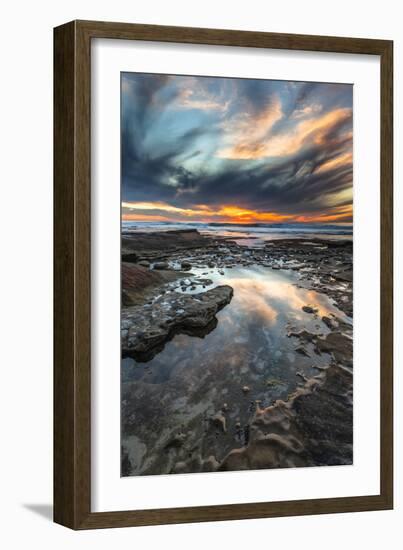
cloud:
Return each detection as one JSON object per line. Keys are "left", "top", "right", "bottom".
{"left": 291, "top": 104, "right": 322, "bottom": 119}
{"left": 315, "top": 151, "right": 353, "bottom": 174}
{"left": 121, "top": 73, "right": 353, "bottom": 222}
{"left": 176, "top": 87, "right": 229, "bottom": 112}
{"left": 217, "top": 96, "right": 283, "bottom": 160}
{"left": 217, "top": 107, "right": 352, "bottom": 160}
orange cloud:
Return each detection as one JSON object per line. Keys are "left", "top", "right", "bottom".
{"left": 295, "top": 203, "right": 353, "bottom": 223}
{"left": 315, "top": 151, "right": 353, "bottom": 174}
{"left": 121, "top": 201, "right": 211, "bottom": 217}
{"left": 217, "top": 97, "right": 283, "bottom": 159}
{"left": 217, "top": 107, "right": 352, "bottom": 160}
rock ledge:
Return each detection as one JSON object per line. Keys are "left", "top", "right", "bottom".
{"left": 122, "top": 285, "right": 233, "bottom": 361}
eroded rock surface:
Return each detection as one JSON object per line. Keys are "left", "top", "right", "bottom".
{"left": 122, "top": 229, "right": 215, "bottom": 262}
{"left": 218, "top": 363, "right": 353, "bottom": 471}
{"left": 122, "top": 285, "right": 233, "bottom": 361}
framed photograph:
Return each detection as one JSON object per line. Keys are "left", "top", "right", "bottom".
{"left": 54, "top": 20, "right": 393, "bottom": 529}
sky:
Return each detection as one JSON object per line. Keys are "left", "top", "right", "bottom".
{"left": 121, "top": 72, "right": 353, "bottom": 225}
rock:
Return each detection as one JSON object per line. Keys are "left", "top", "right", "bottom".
{"left": 295, "top": 346, "right": 310, "bottom": 357}
{"left": 202, "top": 455, "right": 220, "bottom": 472}
{"left": 266, "top": 378, "right": 282, "bottom": 388}
{"left": 181, "top": 261, "right": 192, "bottom": 269}
{"left": 296, "top": 371, "right": 308, "bottom": 382}
{"left": 153, "top": 261, "right": 169, "bottom": 270}
{"left": 138, "top": 260, "right": 150, "bottom": 267}
{"left": 172, "top": 461, "right": 188, "bottom": 474}
{"left": 287, "top": 329, "right": 317, "bottom": 343}
{"left": 122, "top": 229, "right": 213, "bottom": 260}
{"left": 194, "top": 278, "right": 213, "bottom": 286}
{"left": 302, "top": 305, "right": 318, "bottom": 314}
{"left": 219, "top": 364, "right": 353, "bottom": 472}
{"left": 211, "top": 413, "right": 227, "bottom": 433}
{"left": 122, "top": 285, "right": 234, "bottom": 360}
{"left": 164, "top": 432, "right": 186, "bottom": 449}
{"left": 315, "top": 331, "right": 353, "bottom": 367}
{"left": 242, "top": 385, "right": 250, "bottom": 394}
{"left": 322, "top": 315, "right": 337, "bottom": 329}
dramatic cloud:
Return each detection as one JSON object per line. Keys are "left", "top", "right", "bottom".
{"left": 121, "top": 72, "right": 353, "bottom": 223}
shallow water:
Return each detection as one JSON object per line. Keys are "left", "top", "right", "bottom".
{"left": 121, "top": 265, "right": 351, "bottom": 475}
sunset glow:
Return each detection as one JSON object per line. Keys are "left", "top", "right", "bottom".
{"left": 122, "top": 201, "right": 352, "bottom": 224}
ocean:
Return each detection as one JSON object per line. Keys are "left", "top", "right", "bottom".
{"left": 121, "top": 221, "right": 352, "bottom": 246}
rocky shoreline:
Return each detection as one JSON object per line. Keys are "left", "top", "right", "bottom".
{"left": 121, "top": 229, "right": 353, "bottom": 475}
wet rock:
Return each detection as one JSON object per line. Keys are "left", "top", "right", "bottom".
{"left": 194, "top": 278, "right": 213, "bottom": 286}
{"left": 181, "top": 260, "right": 192, "bottom": 270}
{"left": 211, "top": 413, "right": 227, "bottom": 433}
{"left": 202, "top": 455, "right": 220, "bottom": 472}
{"left": 122, "top": 229, "right": 214, "bottom": 261}
{"left": 295, "top": 346, "right": 310, "bottom": 357}
{"left": 121, "top": 263, "right": 183, "bottom": 306}
{"left": 122, "top": 285, "right": 234, "bottom": 360}
{"left": 266, "top": 378, "right": 283, "bottom": 388}
{"left": 172, "top": 461, "right": 188, "bottom": 474}
{"left": 287, "top": 329, "right": 317, "bottom": 343}
{"left": 164, "top": 432, "right": 186, "bottom": 449}
{"left": 153, "top": 261, "right": 169, "bottom": 270}
{"left": 296, "top": 371, "right": 308, "bottom": 382}
{"left": 315, "top": 331, "right": 353, "bottom": 367}
{"left": 219, "top": 364, "right": 353, "bottom": 471}
{"left": 242, "top": 385, "right": 251, "bottom": 394}
{"left": 302, "top": 305, "right": 318, "bottom": 314}
{"left": 322, "top": 315, "right": 337, "bottom": 329}
{"left": 138, "top": 260, "right": 150, "bottom": 267}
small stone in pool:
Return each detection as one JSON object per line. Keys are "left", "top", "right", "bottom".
{"left": 302, "top": 305, "right": 318, "bottom": 314}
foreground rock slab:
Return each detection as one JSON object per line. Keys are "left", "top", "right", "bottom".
{"left": 122, "top": 285, "right": 234, "bottom": 361}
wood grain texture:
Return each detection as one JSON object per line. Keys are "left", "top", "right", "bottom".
{"left": 54, "top": 21, "right": 76, "bottom": 528}
{"left": 54, "top": 20, "right": 91, "bottom": 528}
{"left": 380, "top": 41, "right": 393, "bottom": 506}
{"left": 54, "top": 20, "right": 393, "bottom": 530}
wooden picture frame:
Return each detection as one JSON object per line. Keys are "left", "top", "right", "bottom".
{"left": 54, "top": 20, "right": 393, "bottom": 529}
